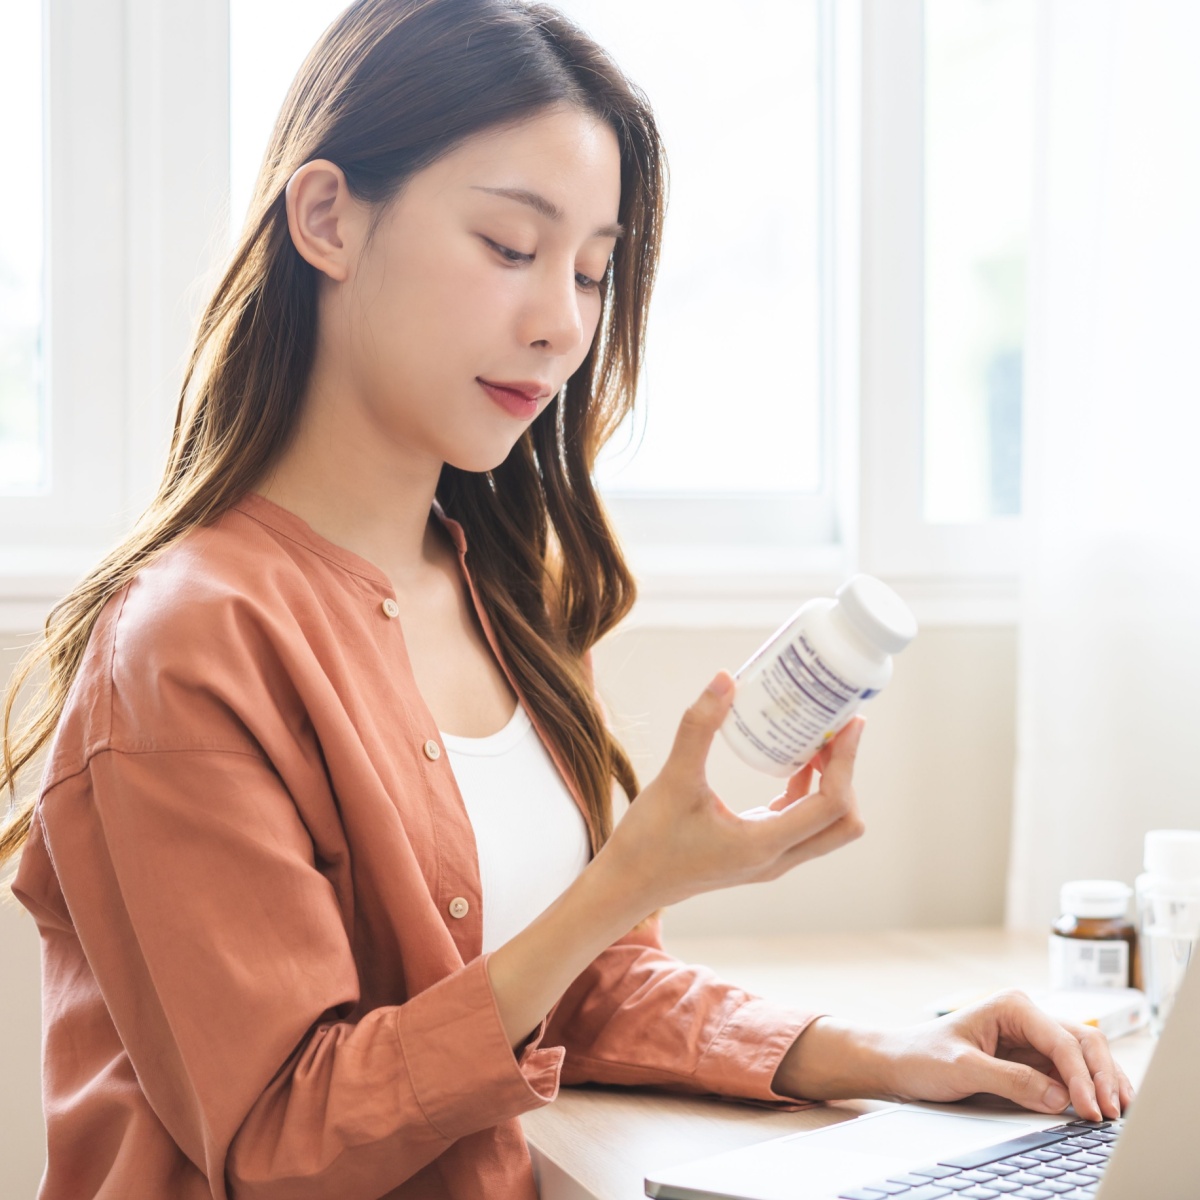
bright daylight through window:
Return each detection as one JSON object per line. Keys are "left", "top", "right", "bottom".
{"left": 923, "top": 0, "right": 1034, "bottom": 524}
{"left": 0, "top": 0, "right": 47, "bottom": 496}
{"left": 229, "top": 0, "right": 825, "bottom": 505}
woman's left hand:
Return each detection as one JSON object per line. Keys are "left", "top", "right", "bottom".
{"left": 773, "top": 988, "right": 1135, "bottom": 1121}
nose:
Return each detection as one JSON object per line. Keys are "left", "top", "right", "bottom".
{"left": 520, "top": 259, "right": 587, "bottom": 354}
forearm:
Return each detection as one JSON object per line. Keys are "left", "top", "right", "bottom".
{"left": 486, "top": 840, "right": 656, "bottom": 1050}
{"left": 771, "top": 1016, "right": 898, "bottom": 1103}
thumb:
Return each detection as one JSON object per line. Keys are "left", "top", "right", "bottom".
{"left": 960, "top": 1048, "right": 1070, "bottom": 1114}
{"left": 667, "top": 670, "right": 737, "bottom": 777}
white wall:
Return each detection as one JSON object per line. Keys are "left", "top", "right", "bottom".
{"left": 0, "top": 620, "right": 1016, "bottom": 1192}
{"left": 593, "top": 624, "right": 1017, "bottom": 937}
{"left": 1, "top": 631, "right": 49, "bottom": 1198}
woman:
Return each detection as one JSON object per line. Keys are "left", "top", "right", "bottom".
{"left": 0, "top": 1, "right": 1131, "bottom": 1197}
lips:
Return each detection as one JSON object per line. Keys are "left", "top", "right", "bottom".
{"left": 477, "top": 379, "right": 544, "bottom": 419}
{"left": 477, "top": 378, "right": 553, "bottom": 402}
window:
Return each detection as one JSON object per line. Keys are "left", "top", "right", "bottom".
{"left": 0, "top": 0, "right": 129, "bottom": 580}
{"left": 1, "top": 0, "right": 47, "bottom": 495}
{"left": 229, "top": 2, "right": 353, "bottom": 243}
{"left": 859, "top": 0, "right": 1024, "bottom": 588}
{"left": 559, "top": 2, "right": 823, "bottom": 498}
{"left": 227, "top": 0, "right": 847, "bottom": 568}
{"left": 2, "top": 0, "right": 1021, "bottom": 631}
{"left": 923, "top": 0, "right": 1034, "bottom": 523}
{"left": 0, "top": 0, "right": 225, "bottom": 635}
{"left": 556, "top": 0, "right": 843, "bottom": 560}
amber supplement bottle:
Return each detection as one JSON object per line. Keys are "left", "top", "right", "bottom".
{"left": 1049, "top": 879, "right": 1139, "bottom": 990}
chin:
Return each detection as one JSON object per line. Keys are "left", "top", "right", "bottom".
{"left": 443, "top": 436, "right": 528, "bottom": 476}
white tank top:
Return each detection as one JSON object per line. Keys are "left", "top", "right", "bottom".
{"left": 439, "top": 699, "right": 592, "bottom": 954}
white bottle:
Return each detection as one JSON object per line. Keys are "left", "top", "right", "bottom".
{"left": 719, "top": 574, "right": 918, "bottom": 777}
{"left": 1136, "top": 829, "right": 1200, "bottom": 1036}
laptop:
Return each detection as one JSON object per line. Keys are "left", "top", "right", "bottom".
{"left": 645, "top": 952, "right": 1198, "bottom": 1200}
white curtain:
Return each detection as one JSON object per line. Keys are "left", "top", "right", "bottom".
{"left": 1006, "top": 0, "right": 1200, "bottom": 928}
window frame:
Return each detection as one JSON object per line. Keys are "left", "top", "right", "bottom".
{"left": 0, "top": 0, "right": 230, "bottom": 631}
{"left": 858, "top": 0, "right": 1023, "bottom": 586}
{"left": 1, "top": 0, "right": 129, "bottom": 612}
{"left": 604, "top": 0, "right": 850, "bottom": 568}
{"left": 611, "top": 0, "right": 863, "bottom": 627}
{"left": 0, "top": 0, "right": 1018, "bottom": 633}
{"left": 610, "top": 0, "right": 1021, "bottom": 629}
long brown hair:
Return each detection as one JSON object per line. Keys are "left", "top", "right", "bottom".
{"left": 1, "top": 0, "right": 666, "bottom": 870}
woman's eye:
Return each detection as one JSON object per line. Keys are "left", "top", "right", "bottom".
{"left": 495, "top": 243, "right": 530, "bottom": 264}
{"left": 482, "top": 237, "right": 602, "bottom": 293}
{"left": 483, "top": 236, "right": 532, "bottom": 264}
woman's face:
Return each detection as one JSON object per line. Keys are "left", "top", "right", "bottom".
{"left": 301, "top": 102, "right": 624, "bottom": 475}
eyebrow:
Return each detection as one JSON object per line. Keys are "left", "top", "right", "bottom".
{"left": 469, "top": 185, "right": 625, "bottom": 240}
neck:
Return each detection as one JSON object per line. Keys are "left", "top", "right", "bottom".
{"left": 251, "top": 372, "right": 449, "bottom": 592}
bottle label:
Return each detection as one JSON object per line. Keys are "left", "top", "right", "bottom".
{"left": 1048, "top": 933, "right": 1129, "bottom": 989}
{"left": 728, "top": 631, "right": 867, "bottom": 770}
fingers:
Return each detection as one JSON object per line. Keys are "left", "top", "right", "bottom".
{"left": 753, "top": 718, "right": 866, "bottom": 857}
{"left": 1016, "top": 1007, "right": 1103, "bottom": 1121}
{"left": 664, "top": 679, "right": 867, "bottom": 885}
{"left": 749, "top": 788, "right": 857, "bottom": 859}
{"left": 768, "top": 763, "right": 817, "bottom": 811}
{"left": 989, "top": 992, "right": 1104, "bottom": 1120}
{"left": 1118, "top": 1069, "right": 1136, "bottom": 1111}
{"left": 766, "top": 716, "right": 865, "bottom": 814}
{"left": 666, "top": 670, "right": 737, "bottom": 781}
{"left": 946, "top": 992, "right": 1137, "bottom": 1122}
{"left": 955, "top": 1045, "right": 1072, "bottom": 1114}
{"left": 1062, "top": 1021, "right": 1132, "bottom": 1118}
{"left": 761, "top": 716, "right": 863, "bottom": 824}
{"left": 756, "top": 805, "right": 866, "bottom": 878}
{"left": 815, "top": 716, "right": 866, "bottom": 795}
{"left": 1116, "top": 1057, "right": 1136, "bottom": 1109}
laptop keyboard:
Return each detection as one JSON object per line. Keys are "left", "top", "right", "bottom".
{"left": 836, "top": 1118, "right": 1123, "bottom": 1200}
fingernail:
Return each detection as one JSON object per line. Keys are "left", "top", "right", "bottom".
{"left": 706, "top": 672, "right": 734, "bottom": 697}
{"left": 1110, "top": 1085, "right": 1120, "bottom": 1113}
{"left": 1043, "top": 1083, "right": 1069, "bottom": 1109}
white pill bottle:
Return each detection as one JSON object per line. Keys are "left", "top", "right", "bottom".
{"left": 719, "top": 575, "right": 918, "bottom": 777}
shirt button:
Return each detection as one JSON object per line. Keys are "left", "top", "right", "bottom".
{"left": 381, "top": 597, "right": 400, "bottom": 618}
{"left": 423, "top": 738, "right": 442, "bottom": 761}
{"left": 448, "top": 896, "right": 469, "bottom": 919}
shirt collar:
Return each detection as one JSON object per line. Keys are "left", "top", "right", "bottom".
{"left": 431, "top": 496, "right": 468, "bottom": 556}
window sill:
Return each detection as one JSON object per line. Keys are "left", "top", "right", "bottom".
{"left": 0, "top": 545, "right": 1019, "bottom": 635}
{"left": 0, "top": 544, "right": 108, "bottom": 633}
{"left": 614, "top": 547, "right": 1018, "bottom": 630}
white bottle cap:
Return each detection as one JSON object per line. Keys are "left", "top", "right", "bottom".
{"left": 1144, "top": 829, "right": 1200, "bottom": 880}
{"left": 1060, "top": 879, "right": 1132, "bottom": 920}
{"left": 834, "top": 575, "right": 918, "bottom": 655}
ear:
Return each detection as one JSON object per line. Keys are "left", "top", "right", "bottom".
{"left": 283, "top": 158, "right": 364, "bottom": 283}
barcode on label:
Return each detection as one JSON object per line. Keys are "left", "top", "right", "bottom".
{"left": 1049, "top": 934, "right": 1129, "bottom": 990}
{"left": 1075, "top": 943, "right": 1124, "bottom": 973}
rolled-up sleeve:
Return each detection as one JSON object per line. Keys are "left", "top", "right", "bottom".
{"left": 543, "top": 916, "right": 821, "bottom": 1111}
{"left": 38, "top": 745, "right": 562, "bottom": 1200}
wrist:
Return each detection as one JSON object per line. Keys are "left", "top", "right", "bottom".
{"left": 772, "top": 1017, "right": 900, "bottom": 1103}
{"left": 485, "top": 842, "right": 658, "bottom": 1049}
{"left": 588, "top": 825, "right": 666, "bottom": 918}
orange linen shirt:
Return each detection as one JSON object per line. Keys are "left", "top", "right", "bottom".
{"left": 11, "top": 490, "right": 820, "bottom": 1200}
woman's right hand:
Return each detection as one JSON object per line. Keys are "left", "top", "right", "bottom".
{"left": 596, "top": 669, "right": 868, "bottom": 912}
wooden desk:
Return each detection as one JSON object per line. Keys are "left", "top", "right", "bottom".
{"left": 520, "top": 928, "right": 1156, "bottom": 1200}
